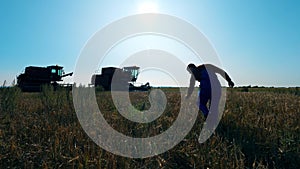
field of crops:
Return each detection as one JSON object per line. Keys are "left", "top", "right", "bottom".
{"left": 0, "top": 87, "right": 299, "bottom": 168}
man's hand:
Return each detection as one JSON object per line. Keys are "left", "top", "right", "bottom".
{"left": 228, "top": 80, "right": 234, "bottom": 88}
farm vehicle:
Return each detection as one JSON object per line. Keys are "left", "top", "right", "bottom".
{"left": 91, "top": 66, "right": 151, "bottom": 91}
{"left": 17, "top": 65, "right": 73, "bottom": 92}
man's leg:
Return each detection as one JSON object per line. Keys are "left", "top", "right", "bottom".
{"left": 198, "top": 89, "right": 211, "bottom": 118}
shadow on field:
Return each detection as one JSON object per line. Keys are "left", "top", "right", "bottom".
{"left": 216, "top": 119, "right": 300, "bottom": 168}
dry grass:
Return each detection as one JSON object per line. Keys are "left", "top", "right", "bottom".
{"left": 0, "top": 87, "right": 299, "bottom": 168}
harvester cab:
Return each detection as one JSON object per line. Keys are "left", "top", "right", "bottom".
{"left": 122, "top": 66, "right": 140, "bottom": 82}
{"left": 47, "top": 65, "right": 64, "bottom": 81}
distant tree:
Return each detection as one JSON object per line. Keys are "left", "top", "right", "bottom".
{"left": 2, "top": 80, "right": 6, "bottom": 87}
{"left": 11, "top": 79, "right": 16, "bottom": 86}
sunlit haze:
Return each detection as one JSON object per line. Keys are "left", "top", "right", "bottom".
{"left": 138, "top": 1, "right": 159, "bottom": 13}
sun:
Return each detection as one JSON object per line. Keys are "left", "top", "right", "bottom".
{"left": 138, "top": 1, "right": 159, "bottom": 13}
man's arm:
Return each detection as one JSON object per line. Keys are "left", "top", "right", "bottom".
{"left": 204, "top": 64, "right": 234, "bottom": 87}
{"left": 186, "top": 75, "right": 196, "bottom": 99}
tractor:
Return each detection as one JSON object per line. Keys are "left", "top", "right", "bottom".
{"left": 17, "top": 65, "right": 73, "bottom": 92}
{"left": 91, "top": 66, "right": 151, "bottom": 91}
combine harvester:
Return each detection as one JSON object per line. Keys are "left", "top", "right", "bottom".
{"left": 17, "top": 65, "right": 73, "bottom": 92}
{"left": 91, "top": 66, "right": 151, "bottom": 91}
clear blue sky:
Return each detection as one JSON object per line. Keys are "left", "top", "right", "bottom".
{"left": 1, "top": 0, "right": 299, "bottom": 87}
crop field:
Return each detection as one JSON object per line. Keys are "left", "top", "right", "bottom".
{"left": 0, "top": 86, "right": 299, "bottom": 168}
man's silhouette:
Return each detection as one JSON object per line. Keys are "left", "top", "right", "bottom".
{"left": 186, "top": 63, "right": 234, "bottom": 118}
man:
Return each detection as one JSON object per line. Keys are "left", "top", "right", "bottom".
{"left": 186, "top": 63, "right": 234, "bottom": 118}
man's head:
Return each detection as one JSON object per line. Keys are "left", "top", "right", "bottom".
{"left": 187, "top": 63, "right": 196, "bottom": 74}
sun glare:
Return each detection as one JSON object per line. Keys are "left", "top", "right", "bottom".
{"left": 138, "top": 1, "right": 159, "bottom": 13}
